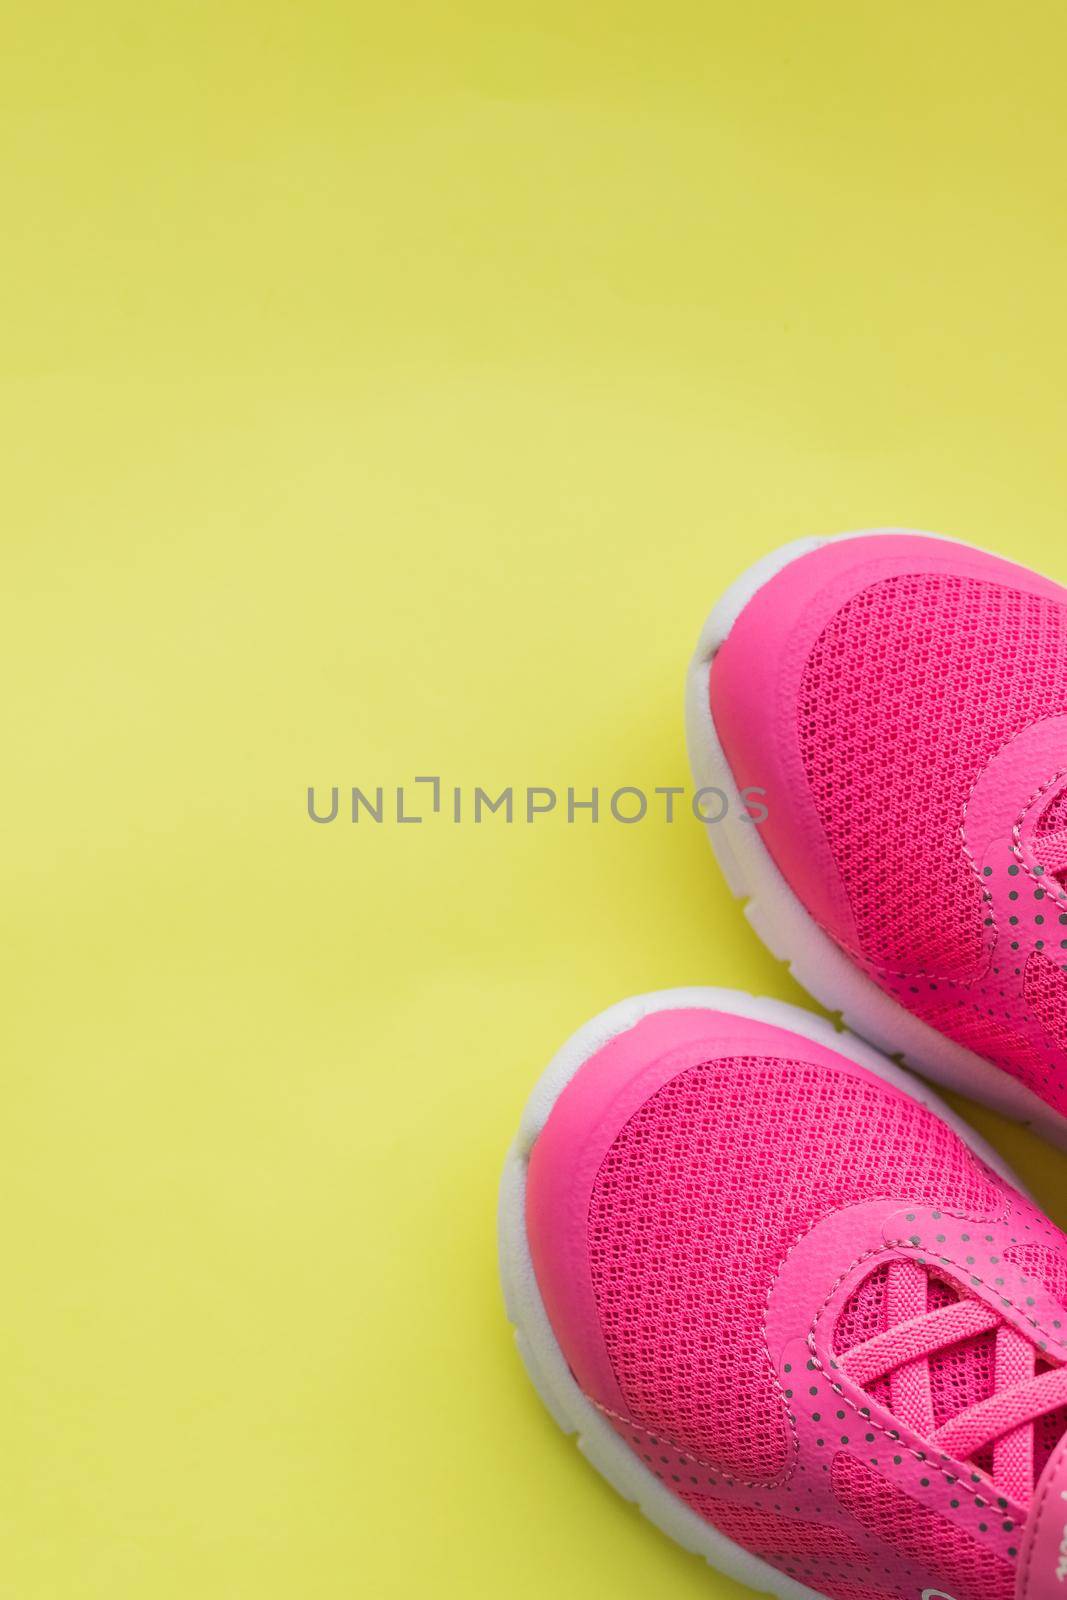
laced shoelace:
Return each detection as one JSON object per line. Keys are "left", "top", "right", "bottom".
{"left": 836, "top": 1260, "right": 1067, "bottom": 1507}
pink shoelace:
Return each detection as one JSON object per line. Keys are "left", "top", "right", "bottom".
{"left": 837, "top": 1260, "right": 1067, "bottom": 1506}
{"left": 1031, "top": 827, "right": 1067, "bottom": 876}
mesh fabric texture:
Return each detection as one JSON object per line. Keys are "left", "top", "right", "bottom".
{"left": 680, "top": 1494, "right": 903, "bottom": 1600}
{"left": 833, "top": 1267, "right": 1004, "bottom": 1460}
{"left": 909, "top": 997, "right": 1052, "bottom": 1099}
{"left": 831, "top": 1455, "right": 1014, "bottom": 1600}
{"left": 798, "top": 572, "right": 1067, "bottom": 979}
{"left": 586, "top": 1054, "right": 998, "bottom": 1481}
{"left": 1025, "top": 950, "right": 1067, "bottom": 1052}
{"left": 1038, "top": 787, "right": 1067, "bottom": 891}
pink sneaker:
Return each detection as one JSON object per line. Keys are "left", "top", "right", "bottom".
{"left": 500, "top": 990, "right": 1067, "bottom": 1600}
{"left": 687, "top": 530, "right": 1067, "bottom": 1146}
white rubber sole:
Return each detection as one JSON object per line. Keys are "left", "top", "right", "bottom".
{"left": 497, "top": 986, "right": 1023, "bottom": 1600}
{"left": 685, "top": 527, "right": 1067, "bottom": 1150}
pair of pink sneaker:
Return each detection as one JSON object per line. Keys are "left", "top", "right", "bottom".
{"left": 500, "top": 533, "right": 1067, "bottom": 1600}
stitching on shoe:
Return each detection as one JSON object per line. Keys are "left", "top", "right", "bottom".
{"left": 1012, "top": 766, "right": 1067, "bottom": 912}
{"left": 587, "top": 1397, "right": 795, "bottom": 1491}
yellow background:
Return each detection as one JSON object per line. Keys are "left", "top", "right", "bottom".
{"left": 4, "top": 4, "right": 1067, "bottom": 1596}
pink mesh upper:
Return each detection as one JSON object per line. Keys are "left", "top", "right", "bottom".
{"left": 1003, "top": 1243, "right": 1067, "bottom": 1302}
{"left": 908, "top": 1000, "right": 1051, "bottom": 1093}
{"left": 679, "top": 1494, "right": 902, "bottom": 1600}
{"left": 680, "top": 1496, "right": 866, "bottom": 1563}
{"left": 586, "top": 1053, "right": 998, "bottom": 1481}
{"left": 798, "top": 572, "right": 1067, "bottom": 981}
{"left": 1025, "top": 950, "right": 1067, "bottom": 1052}
{"left": 928, "top": 1326, "right": 997, "bottom": 1431}
{"left": 1040, "top": 790, "right": 1067, "bottom": 833}
{"left": 1037, "top": 788, "right": 1067, "bottom": 894}
{"left": 831, "top": 1456, "right": 1015, "bottom": 1600}
{"left": 739, "top": 556, "right": 1067, "bottom": 1115}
